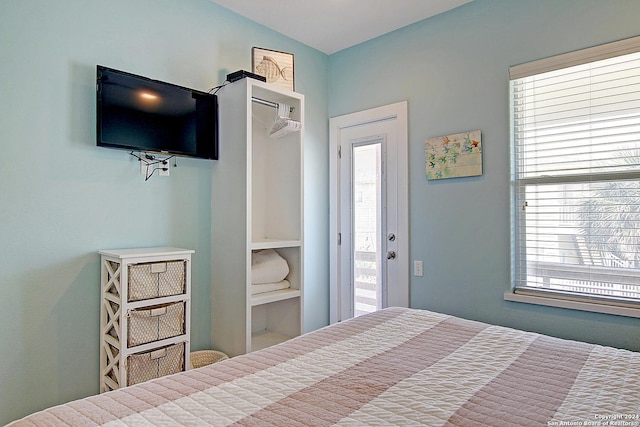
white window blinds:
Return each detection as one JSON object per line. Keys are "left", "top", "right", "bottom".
{"left": 510, "top": 36, "right": 640, "bottom": 304}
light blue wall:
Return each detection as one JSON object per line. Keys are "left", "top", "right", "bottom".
{"left": 329, "top": 0, "right": 640, "bottom": 351}
{"left": 0, "top": 0, "right": 328, "bottom": 423}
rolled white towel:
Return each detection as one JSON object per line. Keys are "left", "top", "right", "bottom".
{"left": 251, "top": 280, "right": 291, "bottom": 295}
{"left": 251, "top": 249, "right": 289, "bottom": 284}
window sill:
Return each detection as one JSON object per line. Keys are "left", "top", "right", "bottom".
{"left": 503, "top": 291, "right": 640, "bottom": 319}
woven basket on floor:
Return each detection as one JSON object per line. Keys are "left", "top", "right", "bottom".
{"left": 189, "top": 350, "right": 229, "bottom": 369}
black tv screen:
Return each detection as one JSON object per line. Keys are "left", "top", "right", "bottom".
{"left": 96, "top": 65, "right": 218, "bottom": 160}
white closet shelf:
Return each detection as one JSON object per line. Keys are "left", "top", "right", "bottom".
{"left": 251, "top": 239, "right": 302, "bottom": 250}
{"left": 251, "top": 288, "right": 301, "bottom": 306}
{"left": 251, "top": 330, "right": 292, "bottom": 352}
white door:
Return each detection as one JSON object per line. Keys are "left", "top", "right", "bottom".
{"left": 329, "top": 102, "right": 409, "bottom": 323}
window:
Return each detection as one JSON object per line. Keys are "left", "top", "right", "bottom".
{"left": 510, "top": 36, "right": 640, "bottom": 307}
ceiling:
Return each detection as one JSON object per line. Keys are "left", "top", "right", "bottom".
{"left": 210, "top": 0, "right": 474, "bottom": 55}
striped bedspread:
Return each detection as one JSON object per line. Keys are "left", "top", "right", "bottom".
{"left": 10, "top": 307, "right": 640, "bottom": 426}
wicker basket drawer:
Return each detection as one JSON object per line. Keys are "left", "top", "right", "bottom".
{"left": 127, "top": 302, "right": 185, "bottom": 347}
{"left": 128, "top": 261, "right": 186, "bottom": 302}
{"left": 126, "top": 342, "right": 185, "bottom": 386}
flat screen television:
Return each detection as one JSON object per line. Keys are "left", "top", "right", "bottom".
{"left": 96, "top": 65, "right": 218, "bottom": 160}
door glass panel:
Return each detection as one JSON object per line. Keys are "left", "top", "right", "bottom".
{"left": 352, "top": 143, "right": 382, "bottom": 317}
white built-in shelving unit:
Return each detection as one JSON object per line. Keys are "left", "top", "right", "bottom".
{"left": 211, "top": 78, "right": 304, "bottom": 357}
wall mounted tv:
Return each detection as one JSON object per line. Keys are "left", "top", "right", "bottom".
{"left": 96, "top": 65, "right": 218, "bottom": 160}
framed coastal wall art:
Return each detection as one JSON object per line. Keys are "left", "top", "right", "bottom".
{"left": 425, "top": 130, "right": 482, "bottom": 180}
{"left": 252, "top": 47, "right": 295, "bottom": 91}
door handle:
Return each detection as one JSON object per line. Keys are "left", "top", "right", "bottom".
{"left": 387, "top": 251, "right": 396, "bottom": 260}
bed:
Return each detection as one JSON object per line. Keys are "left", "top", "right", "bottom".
{"left": 9, "top": 307, "right": 640, "bottom": 426}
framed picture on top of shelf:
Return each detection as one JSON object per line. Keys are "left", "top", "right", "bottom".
{"left": 252, "top": 47, "right": 294, "bottom": 91}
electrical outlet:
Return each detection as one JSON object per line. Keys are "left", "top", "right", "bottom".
{"left": 159, "top": 162, "right": 170, "bottom": 176}
{"left": 413, "top": 260, "right": 424, "bottom": 277}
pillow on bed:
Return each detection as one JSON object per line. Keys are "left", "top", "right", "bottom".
{"left": 251, "top": 249, "right": 289, "bottom": 284}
